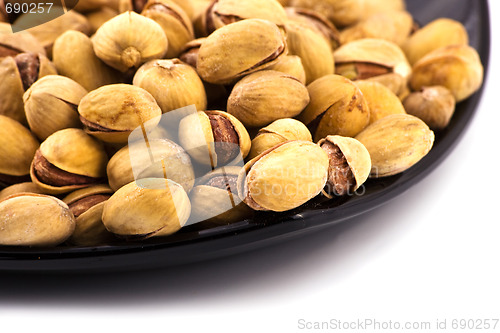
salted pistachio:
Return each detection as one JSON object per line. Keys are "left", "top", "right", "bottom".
{"left": 189, "top": 166, "right": 253, "bottom": 225}
{"left": 334, "top": 38, "right": 412, "bottom": 83}
{"left": 287, "top": 0, "right": 363, "bottom": 27}
{"left": 75, "top": 0, "right": 120, "bottom": 12}
{"left": 227, "top": 70, "right": 310, "bottom": 128}
{"left": 361, "top": 0, "right": 406, "bottom": 19}
{"left": 318, "top": 135, "right": 370, "bottom": 196}
{"left": 340, "top": 10, "right": 414, "bottom": 46}
{"left": 403, "top": 18, "right": 469, "bottom": 65}
{"left": 410, "top": 45, "right": 484, "bottom": 102}
{"left": 0, "top": 193, "right": 75, "bottom": 247}
{"left": 355, "top": 114, "right": 435, "bottom": 178}
{"left": 249, "top": 118, "right": 312, "bottom": 159}
{"left": 364, "top": 72, "right": 408, "bottom": 99}
{"left": 92, "top": 11, "right": 168, "bottom": 72}
{"left": 30, "top": 128, "right": 109, "bottom": 195}
{"left": 63, "top": 185, "right": 115, "bottom": 246}
{"left": 102, "top": 178, "right": 191, "bottom": 239}
{"left": 0, "top": 52, "right": 56, "bottom": 125}
{"left": 268, "top": 55, "right": 307, "bottom": 85}
{"left": 298, "top": 74, "right": 370, "bottom": 141}
{"left": 403, "top": 86, "right": 456, "bottom": 131}
{"left": 133, "top": 59, "right": 207, "bottom": 117}
{"left": 285, "top": 21, "right": 334, "bottom": 84}
{"left": 0, "top": 23, "right": 46, "bottom": 58}
{"left": 107, "top": 138, "right": 195, "bottom": 192}
{"left": 355, "top": 80, "right": 406, "bottom": 124}
{"left": 53, "top": 30, "right": 121, "bottom": 92}
{"left": 23, "top": 75, "right": 88, "bottom": 141}
{"left": 179, "top": 38, "right": 204, "bottom": 68}
{"left": 0, "top": 116, "right": 39, "bottom": 186}
{"left": 78, "top": 84, "right": 162, "bottom": 143}
{"left": 141, "top": 0, "right": 194, "bottom": 59}
{"left": 238, "top": 140, "right": 329, "bottom": 212}
{"left": 179, "top": 110, "right": 251, "bottom": 168}
{"left": 0, "top": 182, "right": 44, "bottom": 200}
{"left": 86, "top": 7, "right": 119, "bottom": 35}
{"left": 197, "top": 18, "right": 287, "bottom": 84}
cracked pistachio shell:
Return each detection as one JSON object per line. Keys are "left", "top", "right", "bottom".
{"left": 197, "top": 18, "right": 287, "bottom": 84}
{"left": 355, "top": 114, "right": 434, "bottom": 178}
{"left": 363, "top": 73, "right": 407, "bottom": 99}
{"left": 142, "top": 0, "right": 194, "bottom": 58}
{"left": 78, "top": 84, "right": 162, "bottom": 143}
{"left": 63, "top": 185, "right": 115, "bottom": 246}
{"left": 0, "top": 23, "right": 46, "bottom": 58}
{"left": 334, "top": 38, "right": 412, "bottom": 82}
{"left": 298, "top": 74, "right": 370, "bottom": 141}
{"left": 288, "top": 0, "right": 363, "bottom": 27}
{"left": 0, "top": 116, "right": 39, "bottom": 179}
{"left": 238, "top": 140, "right": 329, "bottom": 212}
{"left": 0, "top": 53, "right": 56, "bottom": 125}
{"left": 249, "top": 118, "right": 312, "bottom": 159}
{"left": 355, "top": 80, "right": 406, "bottom": 124}
{"left": 410, "top": 45, "right": 483, "bottom": 102}
{"left": 227, "top": 70, "right": 310, "bottom": 127}
{"left": 102, "top": 178, "right": 191, "bottom": 238}
{"left": 107, "top": 139, "right": 195, "bottom": 192}
{"left": 285, "top": 21, "right": 334, "bottom": 84}
{"left": 268, "top": 55, "right": 307, "bottom": 85}
{"left": 403, "top": 18, "right": 469, "bottom": 65}
{"left": 23, "top": 75, "right": 88, "bottom": 141}
{"left": 53, "top": 30, "right": 121, "bottom": 92}
{"left": 133, "top": 59, "right": 207, "bottom": 116}
{"left": 92, "top": 11, "right": 168, "bottom": 72}
{"left": 0, "top": 193, "right": 75, "bottom": 247}
{"left": 0, "top": 182, "right": 44, "bottom": 201}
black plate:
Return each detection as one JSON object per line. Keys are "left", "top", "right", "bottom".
{"left": 0, "top": 0, "right": 490, "bottom": 272}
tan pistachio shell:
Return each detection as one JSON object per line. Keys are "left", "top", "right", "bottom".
{"left": 102, "top": 178, "right": 191, "bottom": 238}
{"left": 197, "top": 18, "right": 287, "bottom": 84}
{"left": 227, "top": 70, "right": 310, "bottom": 128}
{"left": 355, "top": 80, "right": 406, "bottom": 124}
{"left": 0, "top": 23, "right": 46, "bottom": 58}
{"left": 53, "top": 30, "right": 121, "bottom": 92}
{"left": 268, "top": 55, "right": 307, "bottom": 85}
{"left": 0, "top": 182, "right": 45, "bottom": 201}
{"left": 23, "top": 75, "right": 88, "bottom": 141}
{"left": 298, "top": 74, "right": 370, "bottom": 141}
{"left": 86, "top": 7, "right": 119, "bottom": 34}
{"left": 248, "top": 118, "right": 312, "bottom": 159}
{"left": 287, "top": 0, "right": 363, "bottom": 27}
{"left": 364, "top": 72, "right": 407, "bottom": 98}
{"left": 410, "top": 45, "right": 484, "bottom": 102}
{"left": 238, "top": 140, "right": 329, "bottom": 212}
{"left": 355, "top": 114, "right": 435, "bottom": 177}
{"left": 75, "top": 0, "right": 120, "bottom": 12}
{"left": 78, "top": 84, "right": 162, "bottom": 143}
{"left": 92, "top": 11, "right": 168, "bottom": 72}
{"left": 0, "top": 193, "right": 75, "bottom": 247}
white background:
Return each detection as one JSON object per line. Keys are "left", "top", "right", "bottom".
{"left": 1, "top": 1, "right": 499, "bottom": 332}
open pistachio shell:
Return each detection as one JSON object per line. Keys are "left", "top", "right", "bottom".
{"left": 288, "top": 0, "right": 363, "bottom": 27}
{"left": 0, "top": 22, "right": 46, "bottom": 58}
{"left": 0, "top": 182, "right": 44, "bottom": 200}
{"left": 355, "top": 80, "right": 406, "bottom": 124}
{"left": 0, "top": 193, "right": 75, "bottom": 247}
{"left": 268, "top": 55, "right": 307, "bottom": 85}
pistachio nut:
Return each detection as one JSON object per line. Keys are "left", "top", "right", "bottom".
{"left": 102, "top": 178, "right": 191, "bottom": 239}
{"left": 179, "top": 38, "right": 204, "bottom": 68}
{"left": 285, "top": 21, "right": 334, "bottom": 85}
{"left": 92, "top": 11, "right": 168, "bottom": 72}
{"left": 287, "top": 0, "right": 363, "bottom": 27}
{"left": 23, "top": 75, "right": 87, "bottom": 141}
{"left": 197, "top": 18, "right": 287, "bottom": 84}
{"left": 63, "top": 184, "right": 115, "bottom": 246}
{"left": 0, "top": 182, "right": 44, "bottom": 201}
{"left": 141, "top": 0, "right": 195, "bottom": 58}
{"left": 248, "top": 118, "right": 312, "bottom": 159}
{"left": 0, "top": 23, "right": 46, "bottom": 58}
{"left": 268, "top": 55, "right": 307, "bottom": 85}
{"left": 237, "top": 140, "right": 329, "bottom": 212}
{"left": 227, "top": 70, "right": 310, "bottom": 128}
{"left": 78, "top": 84, "right": 162, "bottom": 143}
{"left": 355, "top": 114, "right": 435, "bottom": 177}
{"left": 133, "top": 59, "right": 207, "bottom": 117}
{"left": 86, "top": 7, "right": 119, "bottom": 35}
{"left": 75, "top": 0, "right": 120, "bottom": 13}
{"left": 178, "top": 110, "right": 251, "bottom": 167}
{"left": 53, "top": 30, "right": 121, "bottom": 92}
{"left": 361, "top": 0, "right": 406, "bottom": 19}
{"left": 0, "top": 52, "right": 57, "bottom": 125}
{"left": 0, "top": 193, "right": 75, "bottom": 247}
{"left": 355, "top": 80, "right": 406, "bottom": 124}
{"left": 363, "top": 72, "right": 407, "bottom": 99}
{"left": 30, "top": 128, "right": 109, "bottom": 194}
{"left": 107, "top": 138, "right": 195, "bottom": 192}
{"left": 334, "top": 38, "right": 412, "bottom": 83}
{"left": 298, "top": 74, "right": 370, "bottom": 141}
{"left": 189, "top": 166, "right": 253, "bottom": 225}
{"left": 410, "top": 45, "right": 484, "bottom": 102}
{"left": 119, "top": 0, "right": 153, "bottom": 13}
{"left": 0, "top": 116, "right": 39, "bottom": 186}
{"left": 318, "top": 135, "right": 370, "bottom": 196}
{"left": 403, "top": 86, "right": 456, "bottom": 131}
{"left": 403, "top": 18, "right": 469, "bottom": 65}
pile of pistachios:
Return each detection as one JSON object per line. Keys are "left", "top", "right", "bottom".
{"left": 0, "top": 0, "right": 484, "bottom": 247}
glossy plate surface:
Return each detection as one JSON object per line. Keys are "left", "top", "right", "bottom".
{"left": 0, "top": 0, "right": 491, "bottom": 272}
